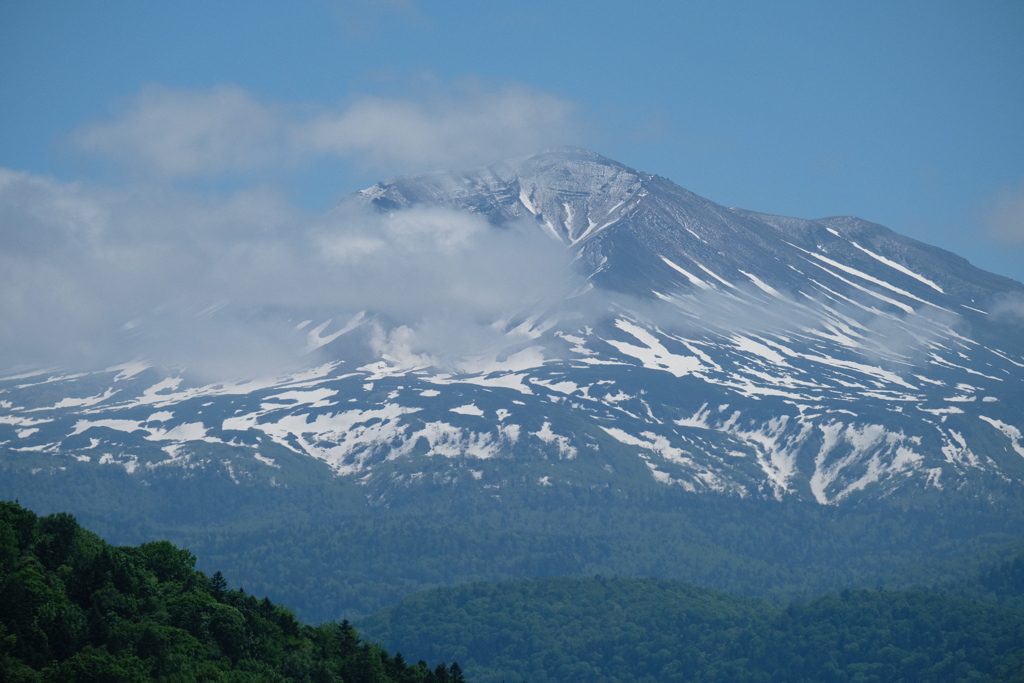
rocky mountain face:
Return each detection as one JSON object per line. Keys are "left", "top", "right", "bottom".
{"left": 4, "top": 148, "right": 1024, "bottom": 507}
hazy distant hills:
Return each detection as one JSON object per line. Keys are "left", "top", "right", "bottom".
{"left": 4, "top": 148, "right": 1024, "bottom": 507}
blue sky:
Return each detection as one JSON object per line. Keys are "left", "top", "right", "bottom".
{"left": 1, "top": 0, "right": 1022, "bottom": 331}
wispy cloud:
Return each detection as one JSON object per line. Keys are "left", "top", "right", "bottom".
{"left": 73, "top": 82, "right": 580, "bottom": 178}
{"left": 74, "top": 85, "right": 290, "bottom": 177}
{"left": 328, "top": 0, "right": 431, "bottom": 39}
{"left": 982, "top": 177, "right": 1024, "bottom": 247}
{"left": 299, "top": 83, "right": 578, "bottom": 172}
{"left": 990, "top": 291, "right": 1024, "bottom": 323}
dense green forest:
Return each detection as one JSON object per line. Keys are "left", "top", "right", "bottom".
{"left": 5, "top": 498, "right": 1024, "bottom": 682}
{"left": 358, "top": 575, "right": 1024, "bottom": 683}
{"left": 0, "top": 501, "right": 464, "bottom": 683}
{"left": 5, "top": 455, "right": 1024, "bottom": 623}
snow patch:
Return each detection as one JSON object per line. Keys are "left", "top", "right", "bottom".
{"left": 661, "top": 257, "right": 711, "bottom": 289}
{"left": 45, "top": 388, "right": 119, "bottom": 410}
{"left": 253, "top": 453, "right": 279, "bottom": 468}
{"left": 451, "top": 403, "right": 485, "bottom": 417}
{"left": 979, "top": 416, "right": 1024, "bottom": 458}
{"left": 605, "top": 320, "right": 705, "bottom": 377}
{"left": 531, "top": 421, "right": 577, "bottom": 459}
{"left": 848, "top": 241, "right": 945, "bottom": 293}
{"left": 107, "top": 361, "right": 150, "bottom": 381}
{"left": 739, "top": 270, "right": 784, "bottom": 298}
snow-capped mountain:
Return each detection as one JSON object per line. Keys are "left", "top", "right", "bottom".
{"left": 4, "top": 148, "right": 1024, "bottom": 506}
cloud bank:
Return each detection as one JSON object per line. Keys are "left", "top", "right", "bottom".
{"left": 0, "top": 168, "right": 579, "bottom": 378}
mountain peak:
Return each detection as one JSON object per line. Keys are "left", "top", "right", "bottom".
{"left": 358, "top": 147, "right": 651, "bottom": 247}
{"left": 358, "top": 149, "right": 1023, "bottom": 304}
{"left": 512, "top": 145, "right": 631, "bottom": 168}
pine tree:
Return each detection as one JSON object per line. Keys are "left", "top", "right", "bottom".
{"left": 210, "top": 570, "right": 228, "bottom": 598}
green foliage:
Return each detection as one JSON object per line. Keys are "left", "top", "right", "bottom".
{"left": 359, "top": 576, "right": 1024, "bottom": 683}
{"left": 0, "top": 501, "right": 461, "bottom": 682}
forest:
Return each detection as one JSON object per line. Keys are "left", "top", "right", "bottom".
{"left": 4, "top": 498, "right": 1024, "bottom": 682}
{"left": 358, "top": 575, "right": 1024, "bottom": 682}
{"left": 0, "top": 501, "right": 463, "bottom": 683}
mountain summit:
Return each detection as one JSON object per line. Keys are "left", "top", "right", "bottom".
{"left": 3, "top": 149, "right": 1024, "bottom": 507}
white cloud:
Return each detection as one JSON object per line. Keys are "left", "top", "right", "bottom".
{"left": 0, "top": 169, "right": 580, "bottom": 378}
{"left": 298, "top": 83, "right": 578, "bottom": 171}
{"left": 982, "top": 178, "right": 1024, "bottom": 247}
{"left": 370, "top": 324, "right": 436, "bottom": 370}
{"left": 0, "top": 169, "right": 107, "bottom": 253}
{"left": 74, "top": 85, "right": 288, "bottom": 177}
{"left": 73, "top": 82, "right": 579, "bottom": 178}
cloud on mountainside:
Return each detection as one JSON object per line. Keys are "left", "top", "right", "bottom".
{"left": 990, "top": 291, "right": 1024, "bottom": 323}
{"left": 981, "top": 178, "right": 1024, "bottom": 247}
{"left": 0, "top": 167, "right": 578, "bottom": 378}
{"left": 1, "top": 160, "right": 970, "bottom": 380}
{"left": 74, "top": 82, "right": 579, "bottom": 177}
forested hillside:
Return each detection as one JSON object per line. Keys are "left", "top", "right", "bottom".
{"left": 0, "top": 501, "right": 463, "bottom": 683}
{"left": 358, "top": 576, "right": 1024, "bottom": 683}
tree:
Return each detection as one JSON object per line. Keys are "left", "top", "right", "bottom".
{"left": 209, "top": 570, "right": 228, "bottom": 599}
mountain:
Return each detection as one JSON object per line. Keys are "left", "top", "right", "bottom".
{"left": 3, "top": 148, "right": 1023, "bottom": 506}
{"left": 4, "top": 149, "right": 1024, "bottom": 622}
